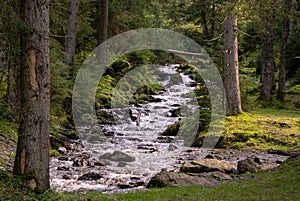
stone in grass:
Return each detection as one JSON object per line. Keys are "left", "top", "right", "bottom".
{"left": 201, "top": 171, "right": 233, "bottom": 181}
{"left": 99, "top": 150, "right": 135, "bottom": 162}
{"left": 78, "top": 172, "right": 102, "bottom": 181}
{"left": 237, "top": 159, "right": 260, "bottom": 174}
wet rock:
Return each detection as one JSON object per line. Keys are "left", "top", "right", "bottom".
{"left": 167, "top": 108, "right": 181, "bottom": 117}
{"left": 58, "top": 147, "right": 67, "bottom": 155}
{"left": 155, "top": 136, "right": 174, "bottom": 143}
{"left": 94, "top": 159, "right": 111, "bottom": 166}
{"left": 137, "top": 145, "right": 158, "bottom": 153}
{"left": 150, "top": 96, "right": 163, "bottom": 103}
{"left": 78, "top": 172, "right": 102, "bottom": 181}
{"left": 254, "top": 157, "right": 263, "bottom": 164}
{"left": 58, "top": 156, "right": 69, "bottom": 161}
{"left": 237, "top": 159, "right": 260, "bottom": 174}
{"left": 117, "top": 162, "right": 127, "bottom": 167}
{"left": 186, "top": 81, "right": 197, "bottom": 87}
{"left": 99, "top": 151, "right": 135, "bottom": 162}
{"left": 168, "top": 144, "right": 178, "bottom": 151}
{"left": 160, "top": 121, "right": 180, "bottom": 136}
{"left": 204, "top": 154, "right": 214, "bottom": 159}
{"left": 73, "top": 158, "right": 90, "bottom": 167}
{"left": 118, "top": 184, "right": 131, "bottom": 189}
{"left": 57, "top": 166, "right": 70, "bottom": 171}
{"left": 181, "top": 159, "right": 234, "bottom": 174}
{"left": 147, "top": 170, "right": 218, "bottom": 188}
{"left": 231, "top": 168, "right": 239, "bottom": 175}
{"left": 102, "top": 128, "right": 114, "bottom": 137}
{"left": 267, "top": 149, "right": 300, "bottom": 156}
{"left": 62, "top": 175, "right": 71, "bottom": 180}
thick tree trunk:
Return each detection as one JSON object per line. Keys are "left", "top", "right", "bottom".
{"left": 63, "top": 0, "right": 80, "bottom": 65}
{"left": 260, "top": 2, "right": 275, "bottom": 101}
{"left": 277, "top": 0, "right": 292, "bottom": 101}
{"left": 99, "top": 0, "right": 108, "bottom": 44}
{"left": 224, "top": 14, "right": 242, "bottom": 115}
{"left": 13, "top": 0, "right": 50, "bottom": 191}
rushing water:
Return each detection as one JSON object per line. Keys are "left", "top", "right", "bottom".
{"left": 49, "top": 64, "right": 288, "bottom": 193}
{"left": 50, "top": 64, "right": 201, "bottom": 192}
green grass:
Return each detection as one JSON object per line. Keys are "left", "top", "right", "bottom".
{"left": 222, "top": 108, "right": 300, "bottom": 150}
{"left": 0, "top": 155, "right": 299, "bottom": 201}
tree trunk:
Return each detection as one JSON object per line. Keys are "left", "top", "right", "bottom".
{"left": 260, "top": 2, "right": 275, "bottom": 101}
{"left": 99, "top": 0, "right": 108, "bottom": 44}
{"left": 277, "top": 0, "right": 292, "bottom": 101}
{"left": 224, "top": 13, "right": 242, "bottom": 115}
{"left": 97, "top": 0, "right": 108, "bottom": 65}
{"left": 13, "top": 0, "right": 50, "bottom": 191}
{"left": 199, "top": 0, "right": 209, "bottom": 39}
{"left": 210, "top": 2, "right": 215, "bottom": 39}
{"left": 289, "top": 2, "right": 296, "bottom": 37}
{"left": 63, "top": 0, "right": 80, "bottom": 65}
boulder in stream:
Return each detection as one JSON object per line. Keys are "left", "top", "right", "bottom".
{"left": 99, "top": 150, "right": 135, "bottom": 162}
{"left": 160, "top": 121, "right": 180, "bottom": 136}
{"left": 78, "top": 172, "right": 102, "bottom": 181}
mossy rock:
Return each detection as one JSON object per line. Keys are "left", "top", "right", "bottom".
{"left": 161, "top": 121, "right": 181, "bottom": 136}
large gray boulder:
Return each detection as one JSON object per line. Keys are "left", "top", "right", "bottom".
{"left": 99, "top": 150, "right": 135, "bottom": 162}
{"left": 181, "top": 159, "right": 234, "bottom": 174}
{"left": 146, "top": 170, "right": 218, "bottom": 188}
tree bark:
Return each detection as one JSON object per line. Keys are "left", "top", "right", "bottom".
{"left": 289, "top": 2, "right": 296, "bottom": 37}
{"left": 99, "top": 0, "right": 108, "bottom": 44}
{"left": 277, "top": 0, "right": 292, "bottom": 101}
{"left": 199, "top": 0, "right": 209, "bottom": 39}
{"left": 224, "top": 13, "right": 242, "bottom": 115}
{"left": 97, "top": 0, "right": 108, "bottom": 65}
{"left": 63, "top": 0, "right": 80, "bottom": 65}
{"left": 260, "top": 1, "right": 275, "bottom": 101}
{"left": 14, "top": 0, "right": 50, "bottom": 191}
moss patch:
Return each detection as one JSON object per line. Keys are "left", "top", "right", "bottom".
{"left": 219, "top": 109, "right": 300, "bottom": 150}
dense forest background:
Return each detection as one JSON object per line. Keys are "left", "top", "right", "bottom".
{"left": 0, "top": 0, "right": 299, "bottom": 146}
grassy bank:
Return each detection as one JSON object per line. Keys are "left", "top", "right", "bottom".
{"left": 221, "top": 108, "right": 300, "bottom": 150}
{"left": 0, "top": 154, "right": 299, "bottom": 200}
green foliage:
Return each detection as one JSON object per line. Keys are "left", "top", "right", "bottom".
{"left": 0, "top": 118, "right": 18, "bottom": 142}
